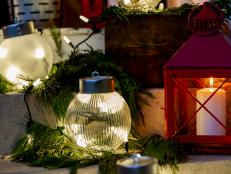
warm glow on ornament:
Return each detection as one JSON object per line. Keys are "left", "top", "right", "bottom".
{"left": 120, "top": 0, "right": 161, "bottom": 12}
{"left": 5, "top": 66, "right": 21, "bottom": 83}
{"left": 34, "top": 48, "right": 45, "bottom": 59}
{"left": 0, "top": 21, "right": 53, "bottom": 86}
{"left": 0, "top": 47, "right": 7, "bottom": 59}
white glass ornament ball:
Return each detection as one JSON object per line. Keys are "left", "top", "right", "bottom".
{"left": 0, "top": 21, "right": 53, "bottom": 85}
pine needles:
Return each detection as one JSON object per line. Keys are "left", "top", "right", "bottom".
{"left": 0, "top": 75, "right": 14, "bottom": 93}
{"left": 11, "top": 122, "right": 185, "bottom": 174}
{"left": 29, "top": 47, "right": 143, "bottom": 121}
{"left": 12, "top": 122, "right": 128, "bottom": 173}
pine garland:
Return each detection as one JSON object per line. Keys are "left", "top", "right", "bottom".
{"left": 0, "top": 75, "right": 14, "bottom": 93}
{"left": 11, "top": 122, "right": 185, "bottom": 174}
{"left": 29, "top": 46, "right": 143, "bottom": 121}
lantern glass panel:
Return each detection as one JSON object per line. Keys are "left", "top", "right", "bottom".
{"left": 170, "top": 77, "right": 231, "bottom": 137}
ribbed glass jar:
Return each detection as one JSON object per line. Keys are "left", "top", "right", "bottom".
{"left": 65, "top": 74, "right": 131, "bottom": 151}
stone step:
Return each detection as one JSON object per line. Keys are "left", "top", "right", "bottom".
{"left": 0, "top": 159, "right": 70, "bottom": 174}
{"left": 1, "top": 155, "right": 231, "bottom": 174}
{"left": 0, "top": 159, "right": 98, "bottom": 174}
{"left": 160, "top": 155, "right": 231, "bottom": 174}
{"left": 0, "top": 93, "right": 28, "bottom": 155}
{"left": 0, "top": 93, "right": 61, "bottom": 155}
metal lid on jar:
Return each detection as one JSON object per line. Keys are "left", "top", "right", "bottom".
{"left": 2, "top": 20, "right": 35, "bottom": 39}
{"left": 79, "top": 71, "right": 115, "bottom": 93}
{"left": 117, "top": 154, "right": 156, "bottom": 168}
{"left": 117, "top": 154, "right": 158, "bottom": 174}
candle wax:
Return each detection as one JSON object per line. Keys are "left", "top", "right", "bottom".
{"left": 196, "top": 88, "right": 226, "bottom": 135}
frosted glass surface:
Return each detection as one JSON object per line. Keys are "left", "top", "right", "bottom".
{"left": 0, "top": 34, "right": 53, "bottom": 84}
{"left": 65, "top": 92, "right": 131, "bottom": 150}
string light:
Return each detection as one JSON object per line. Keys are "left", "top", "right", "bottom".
{"left": 63, "top": 35, "right": 75, "bottom": 49}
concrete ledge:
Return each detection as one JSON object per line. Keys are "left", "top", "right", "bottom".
{"left": 0, "top": 159, "right": 98, "bottom": 174}
{"left": 160, "top": 155, "right": 231, "bottom": 174}
{"left": 0, "top": 93, "right": 28, "bottom": 155}
{"left": 0, "top": 159, "right": 69, "bottom": 174}
{"left": 1, "top": 155, "right": 231, "bottom": 174}
{"left": 0, "top": 93, "right": 60, "bottom": 155}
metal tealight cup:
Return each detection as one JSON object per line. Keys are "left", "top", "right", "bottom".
{"left": 117, "top": 154, "right": 158, "bottom": 174}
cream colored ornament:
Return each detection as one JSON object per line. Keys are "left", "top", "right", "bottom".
{"left": 120, "top": 0, "right": 161, "bottom": 12}
{"left": 0, "top": 21, "right": 53, "bottom": 87}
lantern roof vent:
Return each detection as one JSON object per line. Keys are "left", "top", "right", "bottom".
{"left": 188, "top": 2, "right": 223, "bottom": 36}
{"left": 165, "top": 2, "right": 231, "bottom": 72}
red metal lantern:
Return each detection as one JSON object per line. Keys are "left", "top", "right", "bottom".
{"left": 164, "top": 2, "right": 231, "bottom": 153}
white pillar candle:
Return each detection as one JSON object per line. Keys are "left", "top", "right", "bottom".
{"left": 196, "top": 87, "right": 226, "bottom": 135}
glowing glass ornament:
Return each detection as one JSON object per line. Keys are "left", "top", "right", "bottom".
{"left": 0, "top": 21, "right": 53, "bottom": 86}
{"left": 65, "top": 72, "right": 131, "bottom": 151}
{"left": 120, "top": 0, "right": 161, "bottom": 12}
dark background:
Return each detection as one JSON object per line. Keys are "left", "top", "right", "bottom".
{"left": 0, "top": 0, "right": 11, "bottom": 28}
{"left": 0, "top": 0, "right": 104, "bottom": 29}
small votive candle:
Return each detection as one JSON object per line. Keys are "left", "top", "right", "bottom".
{"left": 117, "top": 154, "right": 158, "bottom": 174}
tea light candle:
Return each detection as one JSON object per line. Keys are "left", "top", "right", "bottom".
{"left": 117, "top": 154, "right": 158, "bottom": 174}
{"left": 196, "top": 78, "right": 226, "bottom": 135}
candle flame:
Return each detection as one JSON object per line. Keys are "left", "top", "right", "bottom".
{"left": 210, "top": 77, "right": 214, "bottom": 88}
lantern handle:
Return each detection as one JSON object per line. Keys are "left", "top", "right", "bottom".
{"left": 188, "top": 1, "right": 224, "bottom": 36}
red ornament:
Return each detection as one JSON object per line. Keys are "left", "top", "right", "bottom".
{"left": 164, "top": 2, "right": 231, "bottom": 154}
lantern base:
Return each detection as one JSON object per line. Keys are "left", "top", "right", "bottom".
{"left": 159, "top": 154, "right": 231, "bottom": 174}
{"left": 177, "top": 135, "right": 231, "bottom": 154}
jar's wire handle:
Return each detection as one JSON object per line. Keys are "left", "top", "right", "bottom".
{"left": 92, "top": 71, "right": 99, "bottom": 78}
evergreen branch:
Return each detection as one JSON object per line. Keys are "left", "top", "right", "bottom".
{"left": 0, "top": 75, "right": 14, "bottom": 93}
{"left": 49, "top": 27, "right": 63, "bottom": 57}
{"left": 11, "top": 122, "right": 185, "bottom": 174}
